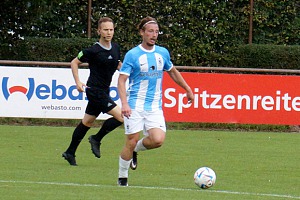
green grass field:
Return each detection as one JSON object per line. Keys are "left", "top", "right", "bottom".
{"left": 0, "top": 125, "right": 299, "bottom": 200}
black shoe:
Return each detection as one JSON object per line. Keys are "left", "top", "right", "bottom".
{"left": 88, "top": 135, "right": 101, "bottom": 158}
{"left": 130, "top": 151, "right": 137, "bottom": 170}
{"left": 118, "top": 178, "right": 128, "bottom": 186}
{"left": 62, "top": 152, "right": 77, "bottom": 166}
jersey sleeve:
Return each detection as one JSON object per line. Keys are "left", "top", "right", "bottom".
{"left": 162, "top": 47, "right": 173, "bottom": 71}
{"left": 119, "top": 51, "right": 133, "bottom": 76}
{"left": 77, "top": 48, "right": 92, "bottom": 63}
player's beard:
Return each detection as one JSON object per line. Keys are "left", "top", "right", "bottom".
{"left": 146, "top": 39, "right": 156, "bottom": 47}
{"left": 146, "top": 42, "right": 155, "bottom": 47}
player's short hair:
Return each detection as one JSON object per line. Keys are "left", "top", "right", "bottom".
{"left": 137, "top": 16, "right": 158, "bottom": 30}
{"left": 98, "top": 17, "right": 114, "bottom": 29}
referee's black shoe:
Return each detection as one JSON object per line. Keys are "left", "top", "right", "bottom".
{"left": 62, "top": 152, "right": 77, "bottom": 166}
{"left": 88, "top": 135, "right": 101, "bottom": 158}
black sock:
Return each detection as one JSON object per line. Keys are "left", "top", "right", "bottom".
{"left": 66, "top": 121, "right": 90, "bottom": 155}
{"left": 93, "top": 117, "right": 123, "bottom": 142}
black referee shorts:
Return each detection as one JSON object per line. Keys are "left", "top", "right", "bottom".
{"left": 85, "top": 87, "right": 117, "bottom": 117}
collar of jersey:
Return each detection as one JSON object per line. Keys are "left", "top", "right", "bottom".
{"left": 138, "top": 44, "right": 156, "bottom": 52}
{"left": 95, "top": 42, "right": 112, "bottom": 50}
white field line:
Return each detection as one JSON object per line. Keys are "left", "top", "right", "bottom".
{"left": 0, "top": 179, "right": 299, "bottom": 199}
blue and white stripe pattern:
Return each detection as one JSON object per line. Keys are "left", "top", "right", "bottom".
{"left": 120, "top": 44, "right": 173, "bottom": 111}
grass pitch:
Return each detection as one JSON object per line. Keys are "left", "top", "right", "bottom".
{"left": 0, "top": 125, "right": 299, "bottom": 200}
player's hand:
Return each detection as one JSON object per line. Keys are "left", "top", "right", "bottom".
{"left": 76, "top": 82, "right": 87, "bottom": 92}
{"left": 121, "top": 104, "right": 131, "bottom": 119}
{"left": 186, "top": 90, "right": 194, "bottom": 104}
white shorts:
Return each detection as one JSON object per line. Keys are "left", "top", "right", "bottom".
{"left": 124, "top": 110, "right": 166, "bottom": 135}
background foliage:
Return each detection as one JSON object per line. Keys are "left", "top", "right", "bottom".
{"left": 1, "top": 0, "right": 299, "bottom": 67}
{"left": 235, "top": 44, "right": 300, "bottom": 69}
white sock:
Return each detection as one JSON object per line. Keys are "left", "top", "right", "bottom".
{"left": 118, "top": 156, "right": 131, "bottom": 178}
{"left": 134, "top": 138, "right": 147, "bottom": 152}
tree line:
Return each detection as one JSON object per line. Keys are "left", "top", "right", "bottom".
{"left": 1, "top": 0, "right": 299, "bottom": 66}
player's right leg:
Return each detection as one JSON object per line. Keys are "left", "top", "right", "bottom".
{"left": 118, "top": 133, "right": 140, "bottom": 186}
{"left": 118, "top": 111, "right": 143, "bottom": 186}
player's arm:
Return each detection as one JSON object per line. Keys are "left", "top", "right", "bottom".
{"left": 167, "top": 67, "right": 194, "bottom": 103}
{"left": 71, "top": 57, "right": 86, "bottom": 92}
{"left": 117, "top": 60, "right": 122, "bottom": 70}
{"left": 118, "top": 74, "right": 131, "bottom": 118}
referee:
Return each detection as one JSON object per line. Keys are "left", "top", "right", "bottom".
{"left": 62, "top": 17, "right": 123, "bottom": 166}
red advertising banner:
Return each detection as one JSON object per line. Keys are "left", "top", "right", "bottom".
{"left": 162, "top": 72, "right": 300, "bottom": 125}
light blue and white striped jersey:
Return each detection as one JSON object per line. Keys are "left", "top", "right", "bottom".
{"left": 120, "top": 44, "right": 173, "bottom": 111}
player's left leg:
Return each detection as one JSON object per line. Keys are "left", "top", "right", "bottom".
{"left": 130, "top": 110, "right": 166, "bottom": 170}
{"left": 142, "top": 128, "right": 166, "bottom": 149}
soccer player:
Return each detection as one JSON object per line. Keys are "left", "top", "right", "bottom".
{"left": 62, "top": 17, "right": 123, "bottom": 166}
{"left": 117, "top": 16, "right": 194, "bottom": 186}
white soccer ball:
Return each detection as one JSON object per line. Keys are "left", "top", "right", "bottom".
{"left": 194, "top": 167, "right": 216, "bottom": 189}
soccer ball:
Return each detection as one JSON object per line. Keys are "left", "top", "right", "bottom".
{"left": 194, "top": 167, "right": 216, "bottom": 189}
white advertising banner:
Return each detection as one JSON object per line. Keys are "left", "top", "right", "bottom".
{"left": 0, "top": 66, "right": 120, "bottom": 119}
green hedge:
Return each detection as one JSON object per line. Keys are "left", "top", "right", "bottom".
{"left": 233, "top": 44, "right": 300, "bottom": 69}
{"left": 3, "top": 37, "right": 95, "bottom": 62}
{"left": 3, "top": 38, "right": 299, "bottom": 70}
{"left": 1, "top": 1, "right": 299, "bottom": 68}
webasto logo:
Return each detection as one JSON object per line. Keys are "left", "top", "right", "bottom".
{"left": 2, "top": 77, "right": 119, "bottom": 101}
